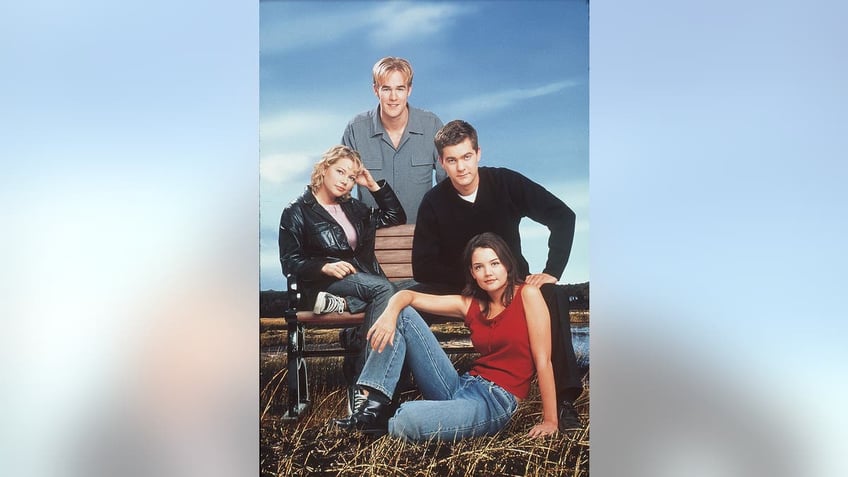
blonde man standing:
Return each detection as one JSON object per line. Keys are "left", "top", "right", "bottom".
{"left": 339, "top": 57, "right": 444, "bottom": 413}
{"left": 342, "top": 57, "right": 445, "bottom": 223}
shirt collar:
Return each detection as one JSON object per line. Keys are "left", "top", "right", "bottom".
{"left": 369, "top": 105, "right": 423, "bottom": 137}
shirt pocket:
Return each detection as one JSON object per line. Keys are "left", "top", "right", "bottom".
{"left": 411, "top": 155, "right": 434, "bottom": 167}
{"left": 409, "top": 135, "right": 436, "bottom": 167}
{"left": 358, "top": 142, "right": 384, "bottom": 170}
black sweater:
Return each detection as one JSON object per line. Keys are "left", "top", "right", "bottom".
{"left": 412, "top": 167, "right": 575, "bottom": 290}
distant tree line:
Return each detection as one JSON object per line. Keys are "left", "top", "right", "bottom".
{"left": 259, "top": 290, "right": 289, "bottom": 318}
{"left": 260, "top": 282, "right": 589, "bottom": 318}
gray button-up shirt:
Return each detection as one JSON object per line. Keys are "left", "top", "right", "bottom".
{"left": 342, "top": 105, "right": 445, "bottom": 223}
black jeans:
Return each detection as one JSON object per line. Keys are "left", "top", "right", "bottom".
{"left": 539, "top": 283, "right": 584, "bottom": 403}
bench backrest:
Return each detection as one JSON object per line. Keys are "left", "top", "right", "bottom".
{"left": 374, "top": 224, "right": 415, "bottom": 282}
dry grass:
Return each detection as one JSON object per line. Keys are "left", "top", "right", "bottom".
{"left": 260, "top": 326, "right": 589, "bottom": 476}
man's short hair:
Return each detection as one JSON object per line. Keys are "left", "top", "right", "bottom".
{"left": 434, "top": 120, "right": 479, "bottom": 156}
{"left": 372, "top": 57, "right": 414, "bottom": 87}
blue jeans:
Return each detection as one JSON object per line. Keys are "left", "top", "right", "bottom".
{"left": 325, "top": 272, "right": 397, "bottom": 364}
{"left": 356, "top": 306, "right": 519, "bottom": 441}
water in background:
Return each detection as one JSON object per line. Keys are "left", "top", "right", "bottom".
{"left": 571, "top": 325, "right": 589, "bottom": 371}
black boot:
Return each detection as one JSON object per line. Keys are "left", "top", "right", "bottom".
{"left": 558, "top": 400, "right": 583, "bottom": 432}
{"left": 332, "top": 394, "right": 391, "bottom": 435}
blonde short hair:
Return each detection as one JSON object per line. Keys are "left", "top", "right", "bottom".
{"left": 372, "top": 57, "right": 413, "bottom": 87}
{"left": 310, "top": 145, "right": 363, "bottom": 201}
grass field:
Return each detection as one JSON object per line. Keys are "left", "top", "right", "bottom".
{"left": 260, "top": 324, "right": 589, "bottom": 476}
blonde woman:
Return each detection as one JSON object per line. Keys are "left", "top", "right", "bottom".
{"left": 278, "top": 145, "right": 406, "bottom": 412}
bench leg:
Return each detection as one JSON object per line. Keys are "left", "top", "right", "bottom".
{"left": 282, "top": 317, "right": 310, "bottom": 420}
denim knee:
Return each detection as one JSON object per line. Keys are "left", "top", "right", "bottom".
{"left": 387, "top": 405, "right": 425, "bottom": 442}
{"left": 356, "top": 279, "right": 395, "bottom": 303}
{"left": 373, "top": 280, "right": 396, "bottom": 296}
{"left": 388, "top": 404, "right": 476, "bottom": 443}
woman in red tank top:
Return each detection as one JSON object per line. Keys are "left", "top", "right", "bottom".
{"left": 334, "top": 232, "right": 559, "bottom": 440}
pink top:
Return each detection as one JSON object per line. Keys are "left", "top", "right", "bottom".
{"left": 321, "top": 203, "right": 358, "bottom": 250}
{"left": 465, "top": 286, "right": 535, "bottom": 399}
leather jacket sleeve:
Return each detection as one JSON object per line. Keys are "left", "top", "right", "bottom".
{"left": 367, "top": 180, "right": 407, "bottom": 227}
{"left": 278, "top": 204, "right": 329, "bottom": 283}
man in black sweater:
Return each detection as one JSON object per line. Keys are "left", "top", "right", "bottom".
{"left": 412, "top": 119, "right": 584, "bottom": 431}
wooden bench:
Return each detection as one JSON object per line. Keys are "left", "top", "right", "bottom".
{"left": 260, "top": 224, "right": 470, "bottom": 419}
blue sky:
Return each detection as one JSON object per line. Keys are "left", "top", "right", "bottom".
{"left": 259, "top": 0, "right": 589, "bottom": 290}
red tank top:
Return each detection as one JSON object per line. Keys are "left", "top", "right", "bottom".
{"left": 465, "top": 286, "right": 535, "bottom": 399}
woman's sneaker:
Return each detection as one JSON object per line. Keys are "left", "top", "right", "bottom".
{"left": 313, "top": 291, "right": 346, "bottom": 314}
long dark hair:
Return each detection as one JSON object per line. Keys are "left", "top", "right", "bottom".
{"left": 461, "top": 232, "right": 524, "bottom": 316}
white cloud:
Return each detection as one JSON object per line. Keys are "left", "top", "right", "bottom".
{"left": 259, "top": 110, "right": 350, "bottom": 171}
{"left": 441, "top": 80, "right": 580, "bottom": 118}
{"left": 369, "top": 3, "right": 470, "bottom": 44}
{"left": 261, "top": 2, "right": 474, "bottom": 53}
{"left": 259, "top": 152, "right": 313, "bottom": 184}
{"left": 260, "top": 110, "right": 348, "bottom": 146}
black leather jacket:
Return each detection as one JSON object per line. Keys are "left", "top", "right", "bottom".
{"left": 278, "top": 180, "right": 406, "bottom": 308}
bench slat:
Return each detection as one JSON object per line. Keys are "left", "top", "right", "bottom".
{"left": 375, "top": 235, "right": 413, "bottom": 250}
{"left": 374, "top": 249, "right": 412, "bottom": 264}
{"left": 381, "top": 264, "right": 413, "bottom": 280}
{"left": 374, "top": 224, "right": 415, "bottom": 237}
